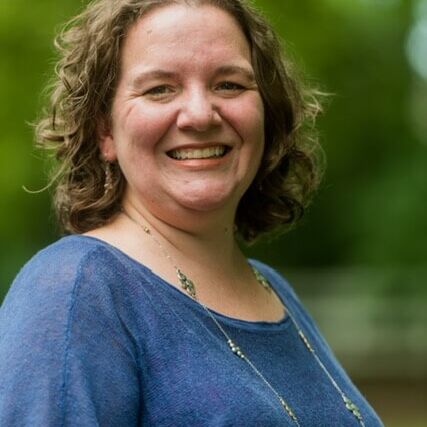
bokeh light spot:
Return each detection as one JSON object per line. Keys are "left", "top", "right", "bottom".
{"left": 406, "top": 19, "right": 427, "bottom": 79}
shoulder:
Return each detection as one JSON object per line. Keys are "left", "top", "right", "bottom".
{"left": 4, "top": 236, "right": 121, "bottom": 300}
{"left": 249, "top": 259, "right": 302, "bottom": 308}
{"left": 250, "top": 258, "right": 340, "bottom": 358}
{"left": 0, "top": 235, "right": 142, "bottom": 424}
{"left": 6, "top": 235, "right": 150, "bottom": 297}
{"left": 0, "top": 235, "right": 152, "bottom": 334}
{"left": 249, "top": 259, "right": 322, "bottom": 337}
{"left": 0, "top": 234, "right": 148, "bottom": 362}
{"left": 24, "top": 234, "right": 124, "bottom": 275}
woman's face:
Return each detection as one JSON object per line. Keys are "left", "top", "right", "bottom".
{"left": 100, "top": 4, "right": 265, "bottom": 225}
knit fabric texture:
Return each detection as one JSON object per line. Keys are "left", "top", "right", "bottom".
{"left": 0, "top": 235, "right": 384, "bottom": 426}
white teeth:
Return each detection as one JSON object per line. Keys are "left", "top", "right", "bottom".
{"left": 169, "top": 146, "right": 227, "bottom": 160}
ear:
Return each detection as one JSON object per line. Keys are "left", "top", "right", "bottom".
{"left": 97, "top": 116, "right": 117, "bottom": 162}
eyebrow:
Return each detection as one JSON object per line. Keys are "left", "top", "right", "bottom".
{"left": 128, "top": 70, "right": 178, "bottom": 88}
{"left": 128, "top": 65, "right": 256, "bottom": 88}
{"left": 215, "top": 65, "right": 256, "bottom": 82}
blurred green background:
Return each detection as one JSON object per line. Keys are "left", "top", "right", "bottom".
{"left": 1, "top": 0, "right": 426, "bottom": 425}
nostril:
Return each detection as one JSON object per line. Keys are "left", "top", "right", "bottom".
{"left": 212, "top": 110, "right": 222, "bottom": 123}
{"left": 176, "top": 108, "right": 221, "bottom": 131}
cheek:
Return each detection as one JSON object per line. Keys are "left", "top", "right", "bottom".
{"left": 115, "top": 103, "right": 176, "bottom": 152}
{"left": 225, "top": 94, "right": 265, "bottom": 143}
{"left": 238, "top": 97, "right": 265, "bottom": 178}
{"left": 225, "top": 98, "right": 265, "bottom": 174}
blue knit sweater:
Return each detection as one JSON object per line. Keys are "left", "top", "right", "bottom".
{"left": 0, "top": 235, "right": 383, "bottom": 426}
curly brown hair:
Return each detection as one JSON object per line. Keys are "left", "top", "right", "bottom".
{"left": 36, "top": 0, "right": 324, "bottom": 242}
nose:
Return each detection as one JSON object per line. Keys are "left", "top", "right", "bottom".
{"left": 176, "top": 88, "right": 222, "bottom": 131}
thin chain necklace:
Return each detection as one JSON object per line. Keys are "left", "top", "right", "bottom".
{"left": 121, "top": 209, "right": 365, "bottom": 427}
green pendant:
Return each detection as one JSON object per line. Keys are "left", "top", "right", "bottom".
{"left": 251, "top": 266, "right": 272, "bottom": 292}
{"left": 176, "top": 268, "right": 197, "bottom": 298}
{"left": 343, "top": 395, "right": 364, "bottom": 424}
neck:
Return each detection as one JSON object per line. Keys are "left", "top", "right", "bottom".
{"left": 121, "top": 199, "right": 244, "bottom": 278}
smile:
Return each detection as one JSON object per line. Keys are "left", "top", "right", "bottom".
{"left": 167, "top": 145, "right": 229, "bottom": 160}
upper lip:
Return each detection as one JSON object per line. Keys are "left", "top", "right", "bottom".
{"left": 166, "top": 142, "right": 233, "bottom": 152}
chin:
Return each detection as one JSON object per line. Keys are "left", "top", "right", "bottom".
{"left": 180, "top": 196, "right": 232, "bottom": 212}
{"left": 175, "top": 186, "right": 239, "bottom": 213}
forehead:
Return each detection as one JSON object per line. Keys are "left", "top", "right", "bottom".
{"left": 119, "top": 3, "right": 251, "bottom": 73}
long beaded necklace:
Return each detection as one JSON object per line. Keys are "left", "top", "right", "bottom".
{"left": 121, "top": 209, "right": 365, "bottom": 427}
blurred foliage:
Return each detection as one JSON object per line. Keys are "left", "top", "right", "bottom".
{"left": 246, "top": 0, "right": 427, "bottom": 269}
{"left": 1, "top": 0, "right": 426, "bottom": 424}
{"left": 1, "top": 0, "right": 426, "bottom": 299}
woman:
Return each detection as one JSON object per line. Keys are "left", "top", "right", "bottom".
{"left": 0, "top": 0, "right": 383, "bottom": 426}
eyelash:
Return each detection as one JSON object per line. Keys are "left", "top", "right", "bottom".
{"left": 215, "top": 81, "right": 245, "bottom": 91}
{"left": 143, "top": 85, "right": 173, "bottom": 96}
{"left": 142, "top": 81, "right": 246, "bottom": 99}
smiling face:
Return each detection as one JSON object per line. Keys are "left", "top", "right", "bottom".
{"left": 100, "top": 3, "right": 265, "bottom": 227}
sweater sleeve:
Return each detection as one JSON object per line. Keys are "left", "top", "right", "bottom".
{"left": 0, "top": 245, "right": 141, "bottom": 427}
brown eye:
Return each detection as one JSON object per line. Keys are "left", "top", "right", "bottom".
{"left": 216, "top": 81, "right": 245, "bottom": 92}
{"left": 143, "top": 85, "right": 175, "bottom": 99}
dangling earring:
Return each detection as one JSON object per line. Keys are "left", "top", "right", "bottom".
{"left": 104, "top": 161, "right": 114, "bottom": 195}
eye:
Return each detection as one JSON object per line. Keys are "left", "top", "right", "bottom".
{"left": 143, "top": 85, "right": 175, "bottom": 100}
{"left": 215, "top": 81, "right": 245, "bottom": 93}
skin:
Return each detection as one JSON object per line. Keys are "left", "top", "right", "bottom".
{"left": 90, "top": 4, "right": 285, "bottom": 321}
{"left": 101, "top": 4, "right": 264, "bottom": 229}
